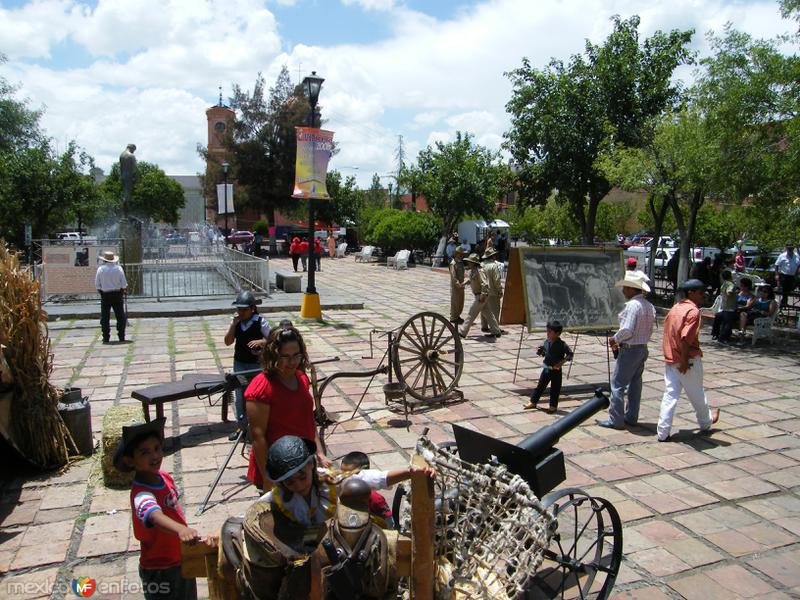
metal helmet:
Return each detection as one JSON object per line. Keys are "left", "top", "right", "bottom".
{"left": 232, "top": 290, "right": 262, "bottom": 308}
{"left": 266, "top": 435, "right": 316, "bottom": 482}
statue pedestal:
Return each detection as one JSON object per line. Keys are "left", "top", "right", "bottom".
{"left": 120, "top": 217, "right": 143, "bottom": 295}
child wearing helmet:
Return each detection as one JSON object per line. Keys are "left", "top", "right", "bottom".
{"left": 260, "top": 435, "right": 434, "bottom": 527}
{"left": 224, "top": 291, "right": 270, "bottom": 440}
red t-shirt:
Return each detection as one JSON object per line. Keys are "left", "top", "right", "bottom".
{"left": 289, "top": 239, "right": 301, "bottom": 255}
{"left": 245, "top": 370, "right": 316, "bottom": 486}
{"left": 130, "top": 471, "right": 186, "bottom": 569}
{"left": 299, "top": 241, "right": 309, "bottom": 255}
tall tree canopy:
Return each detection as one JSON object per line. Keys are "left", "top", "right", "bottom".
{"left": 504, "top": 15, "right": 693, "bottom": 244}
{"left": 415, "top": 131, "right": 510, "bottom": 238}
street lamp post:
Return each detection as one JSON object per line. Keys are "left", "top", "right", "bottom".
{"left": 222, "top": 161, "right": 229, "bottom": 244}
{"left": 300, "top": 71, "right": 324, "bottom": 319}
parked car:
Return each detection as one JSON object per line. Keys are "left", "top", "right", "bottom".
{"left": 226, "top": 230, "right": 254, "bottom": 245}
{"left": 165, "top": 232, "right": 187, "bottom": 244}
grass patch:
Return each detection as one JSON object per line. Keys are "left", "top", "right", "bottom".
{"left": 167, "top": 320, "right": 177, "bottom": 359}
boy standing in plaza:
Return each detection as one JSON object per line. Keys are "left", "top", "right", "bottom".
{"left": 114, "top": 418, "right": 202, "bottom": 600}
{"left": 523, "top": 321, "right": 573, "bottom": 414}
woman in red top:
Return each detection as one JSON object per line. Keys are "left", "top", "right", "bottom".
{"left": 245, "top": 326, "right": 330, "bottom": 489}
{"left": 288, "top": 237, "right": 301, "bottom": 272}
{"left": 298, "top": 238, "right": 309, "bottom": 271}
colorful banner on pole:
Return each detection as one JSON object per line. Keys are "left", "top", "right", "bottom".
{"left": 292, "top": 127, "right": 334, "bottom": 200}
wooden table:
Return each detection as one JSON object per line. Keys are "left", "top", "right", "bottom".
{"left": 131, "top": 373, "right": 229, "bottom": 423}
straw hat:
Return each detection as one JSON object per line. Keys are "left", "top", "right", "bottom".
{"left": 99, "top": 251, "right": 119, "bottom": 263}
{"left": 454, "top": 246, "right": 465, "bottom": 255}
{"left": 482, "top": 247, "right": 498, "bottom": 259}
{"left": 614, "top": 272, "right": 650, "bottom": 293}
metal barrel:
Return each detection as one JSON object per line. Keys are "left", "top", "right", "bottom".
{"left": 518, "top": 390, "right": 610, "bottom": 457}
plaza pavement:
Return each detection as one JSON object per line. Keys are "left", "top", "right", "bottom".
{"left": 1, "top": 255, "right": 800, "bottom": 599}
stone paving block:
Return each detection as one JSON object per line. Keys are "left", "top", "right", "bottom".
{"left": 702, "top": 475, "right": 779, "bottom": 500}
{"left": 611, "top": 585, "right": 674, "bottom": 599}
{"left": 749, "top": 548, "right": 800, "bottom": 588}
{"left": 663, "top": 537, "right": 723, "bottom": 567}
{"left": 706, "top": 563, "right": 783, "bottom": 597}
{"left": 627, "top": 546, "right": 691, "bottom": 576}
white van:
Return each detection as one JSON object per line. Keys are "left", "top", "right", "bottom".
{"left": 56, "top": 232, "right": 98, "bottom": 243}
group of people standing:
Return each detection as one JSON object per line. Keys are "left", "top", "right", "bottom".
{"left": 448, "top": 241, "right": 506, "bottom": 339}
{"left": 288, "top": 234, "right": 339, "bottom": 273}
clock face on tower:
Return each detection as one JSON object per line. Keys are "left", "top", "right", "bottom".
{"left": 214, "top": 121, "right": 226, "bottom": 133}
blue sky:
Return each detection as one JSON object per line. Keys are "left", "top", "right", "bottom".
{"left": 0, "top": 0, "right": 793, "bottom": 187}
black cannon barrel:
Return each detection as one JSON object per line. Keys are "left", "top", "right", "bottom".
{"left": 518, "top": 390, "right": 610, "bottom": 457}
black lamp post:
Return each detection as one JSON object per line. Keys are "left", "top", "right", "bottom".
{"left": 301, "top": 71, "right": 324, "bottom": 312}
{"left": 222, "top": 161, "right": 229, "bottom": 242}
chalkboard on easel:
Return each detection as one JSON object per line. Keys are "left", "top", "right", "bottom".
{"left": 501, "top": 247, "right": 625, "bottom": 332}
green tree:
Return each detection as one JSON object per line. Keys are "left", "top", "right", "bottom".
{"left": 415, "top": 132, "right": 510, "bottom": 243}
{"left": 100, "top": 162, "right": 185, "bottom": 225}
{"left": 364, "top": 208, "right": 440, "bottom": 255}
{"left": 0, "top": 54, "right": 42, "bottom": 154}
{"left": 397, "top": 165, "right": 423, "bottom": 211}
{"left": 510, "top": 198, "right": 579, "bottom": 244}
{"left": 57, "top": 143, "right": 109, "bottom": 236}
{"left": 505, "top": 15, "right": 693, "bottom": 244}
{"left": 314, "top": 170, "right": 361, "bottom": 226}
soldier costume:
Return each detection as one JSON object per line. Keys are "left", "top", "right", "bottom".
{"left": 480, "top": 247, "right": 504, "bottom": 332}
{"left": 459, "top": 254, "right": 501, "bottom": 338}
{"left": 449, "top": 247, "right": 466, "bottom": 324}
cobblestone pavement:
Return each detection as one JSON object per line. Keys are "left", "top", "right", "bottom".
{"left": 2, "top": 256, "right": 800, "bottom": 599}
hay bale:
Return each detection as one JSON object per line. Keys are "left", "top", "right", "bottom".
{"left": 102, "top": 404, "right": 144, "bottom": 488}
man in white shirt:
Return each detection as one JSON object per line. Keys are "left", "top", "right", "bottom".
{"left": 95, "top": 250, "right": 128, "bottom": 344}
{"left": 596, "top": 272, "right": 655, "bottom": 429}
{"left": 774, "top": 242, "right": 800, "bottom": 308}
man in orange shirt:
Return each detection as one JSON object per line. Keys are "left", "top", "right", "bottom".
{"left": 657, "top": 279, "right": 720, "bottom": 442}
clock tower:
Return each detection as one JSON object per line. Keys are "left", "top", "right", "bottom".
{"left": 205, "top": 88, "right": 235, "bottom": 223}
{"left": 206, "top": 89, "right": 235, "bottom": 160}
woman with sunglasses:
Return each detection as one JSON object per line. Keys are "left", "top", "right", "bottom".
{"left": 245, "top": 326, "right": 331, "bottom": 490}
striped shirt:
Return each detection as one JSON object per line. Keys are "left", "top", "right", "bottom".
{"left": 613, "top": 295, "right": 655, "bottom": 345}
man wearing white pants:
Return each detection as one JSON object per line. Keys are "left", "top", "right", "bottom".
{"left": 657, "top": 278, "right": 720, "bottom": 442}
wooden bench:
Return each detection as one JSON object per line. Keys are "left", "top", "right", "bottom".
{"left": 275, "top": 270, "right": 302, "bottom": 293}
{"left": 131, "top": 373, "right": 229, "bottom": 423}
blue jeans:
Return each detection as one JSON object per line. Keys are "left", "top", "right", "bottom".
{"left": 233, "top": 359, "right": 258, "bottom": 429}
{"left": 609, "top": 345, "right": 648, "bottom": 426}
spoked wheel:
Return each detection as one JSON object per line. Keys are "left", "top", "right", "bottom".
{"left": 526, "top": 488, "right": 622, "bottom": 600}
{"left": 392, "top": 311, "right": 463, "bottom": 403}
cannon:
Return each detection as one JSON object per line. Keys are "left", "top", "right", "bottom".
{"left": 394, "top": 389, "right": 623, "bottom": 599}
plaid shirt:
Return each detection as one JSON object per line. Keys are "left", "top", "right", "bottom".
{"left": 613, "top": 295, "right": 655, "bottom": 345}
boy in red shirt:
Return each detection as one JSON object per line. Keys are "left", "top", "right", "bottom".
{"left": 114, "top": 418, "right": 210, "bottom": 599}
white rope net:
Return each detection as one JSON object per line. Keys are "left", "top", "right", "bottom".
{"left": 402, "top": 436, "right": 556, "bottom": 600}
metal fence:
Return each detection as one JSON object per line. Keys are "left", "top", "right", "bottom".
{"left": 123, "top": 254, "right": 269, "bottom": 300}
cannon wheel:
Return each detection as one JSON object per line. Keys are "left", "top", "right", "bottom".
{"left": 527, "top": 488, "right": 622, "bottom": 600}
{"left": 392, "top": 312, "right": 463, "bottom": 403}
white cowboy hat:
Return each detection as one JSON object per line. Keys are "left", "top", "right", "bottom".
{"left": 615, "top": 272, "right": 650, "bottom": 293}
{"left": 99, "top": 251, "right": 119, "bottom": 263}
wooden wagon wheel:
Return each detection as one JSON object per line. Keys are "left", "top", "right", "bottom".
{"left": 391, "top": 312, "right": 464, "bottom": 403}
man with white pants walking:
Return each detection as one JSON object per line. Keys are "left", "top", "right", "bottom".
{"left": 657, "top": 278, "right": 720, "bottom": 442}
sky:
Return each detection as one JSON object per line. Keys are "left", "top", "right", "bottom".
{"left": 0, "top": 0, "right": 795, "bottom": 188}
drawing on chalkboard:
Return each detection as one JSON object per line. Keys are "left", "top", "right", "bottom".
{"left": 519, "top": 247, "right": 625, "bottom": 331}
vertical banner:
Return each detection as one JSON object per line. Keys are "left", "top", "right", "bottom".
{"left": 292, "top": 127, "right": 334, "bottom": 200}
{"left": 216, "top": 184, "right": 234, "bottom": 214}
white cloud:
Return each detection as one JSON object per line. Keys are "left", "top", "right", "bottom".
{"left": 340, "top": 0, "right": 396, "bottom": 11}
{"left": 1, "top": 0, "right": 793, "bottom": 189}
{"left": 0, "top": 0, "right": 86, "bottom": 59}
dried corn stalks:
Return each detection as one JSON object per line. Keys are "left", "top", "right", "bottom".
{"left": 0, "top": 245, "right": 75, "bottom": 468}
